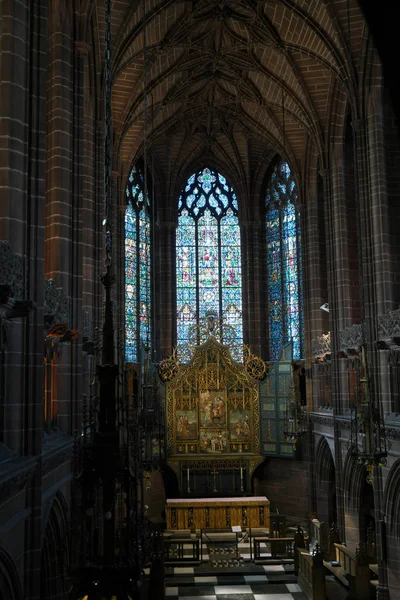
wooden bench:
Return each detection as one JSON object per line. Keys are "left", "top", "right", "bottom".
{"left": 297, "top": 547, "right": 325, "bottom": 600}
{"left": 323, "top": 543, "right": 370, "bottom": 599}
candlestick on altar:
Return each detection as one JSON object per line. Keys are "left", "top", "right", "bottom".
{"left": 187, "top": 467, "right": 191, "bottom": 493}
{"left": 240, "top": 466, "right": 244, "bottom": 492}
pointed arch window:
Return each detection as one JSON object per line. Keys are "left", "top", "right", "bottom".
{"left": 125, "top": 163, "right": 151, "bottom": 362}
{"left": 266, "top": 160, "right": 303, "bottom": 360}
{"left": 176, "top": 168, "right": 243, "bottom": 358}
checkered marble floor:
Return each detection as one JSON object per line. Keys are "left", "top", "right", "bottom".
{"left": 165, "top": 574, "right": 307, "bottom": 600}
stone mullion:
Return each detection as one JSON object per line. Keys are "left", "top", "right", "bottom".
{"left": 240, "top": 220, "right": 262, "bottom": 356}
{"left": 158, "top": 220, "right": 176, "bottom": 358}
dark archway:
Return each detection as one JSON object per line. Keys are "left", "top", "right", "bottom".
{"left": 383, "top": 459, "right": 400, "bottom": 592}
{"left": 0, "top": 549, "right": 22, "bottom": 600}
{"left": 343, "top": 450, "right": 371, "bottom": 547}
{"left": 40, "top": 492, "right": 69, "bottom": 600}
{"left": 315, "top": 436, "right": 336, "bottom": 526}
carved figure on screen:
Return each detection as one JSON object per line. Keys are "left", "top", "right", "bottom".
{"left": 200, "top": 430, "right": 227, "bottom": 453}
{"left": 200, "top": 390, "right": 227, "bottom": 428}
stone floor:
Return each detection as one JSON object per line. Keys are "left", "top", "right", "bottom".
{"left": 161, "top": 530, "right": 355, "bottom": 600}
{"left": 165, "top": 572, "right": 307, "bottom": 600}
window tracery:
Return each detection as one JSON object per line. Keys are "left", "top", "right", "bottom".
{"left": 176, "top": 168, "right": 243, "bottom": 359}
{"left": 125, "top": 164, "right": 151, "bottom": 362}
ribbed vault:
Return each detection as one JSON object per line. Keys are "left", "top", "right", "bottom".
{"left": 99, "top": 0, "right": 367, "bottom": 200}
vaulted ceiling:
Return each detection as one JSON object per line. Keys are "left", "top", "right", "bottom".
{"left": 100, "top": 0, "right": 367, "bottom": 195}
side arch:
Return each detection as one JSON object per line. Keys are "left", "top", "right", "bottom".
{"left": 41, "top": 491, "right": 70, "bottom": 600}
{"left": 384, "top": 458, "right": 400, "bottom": 541}
{"left": 342, "top": 448, "right": 374, "bottom": 547}
{"left": 0, "top": 549, "right": 22, "bottom": 600}
{"left": 315, "top": 436, "right": 336, "bottom": 525}
{"left": 343, "top": 449, "right": 368, "bottom": 511}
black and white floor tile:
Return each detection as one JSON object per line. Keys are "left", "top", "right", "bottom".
{"left": 165, "top": 575, "right": 307, "bottom": 600}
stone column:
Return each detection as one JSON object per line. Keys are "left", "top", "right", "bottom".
{"left": 0, "top": 1, "right": 49, "bottom": 597}
{"left": 67, "top": 39, "right": 89, "bottom": 436}
{"left": 353, "top": 109, "right": 390, "bottom": 599}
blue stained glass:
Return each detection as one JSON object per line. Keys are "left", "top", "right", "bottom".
{"left": 266, "top": 160, "right": 303, "bottom": 360}
{"left": 187, "top": 194, "right": 196, "bottom": 208}
{"left": 185, "top": 174, "right": 195, "bottom": 191}
{"left": 176, "top": 167, "right": 243, "bottom": 357}
{"left": 125, "top": 163, "right": 151, "bottom": 362}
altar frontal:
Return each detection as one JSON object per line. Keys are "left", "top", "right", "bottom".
{"left": 166, "top": 496, "right": 270, "bottom": 530}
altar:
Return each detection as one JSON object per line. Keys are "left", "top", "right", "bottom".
{"left": 166, "top": 496, "right": 270, "bottom": 530}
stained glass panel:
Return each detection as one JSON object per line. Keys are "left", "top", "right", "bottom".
{"left": 125, "top": 164, "right": 151, "bottom": 362}
{"left": 176, "top": 167, "right": 243, "bottom": 358}
{"left": 266, "top": 160, "right": 303, "bottom": 360}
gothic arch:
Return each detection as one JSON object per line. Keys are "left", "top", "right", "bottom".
{"left": 343, "top": 449, "right": 368, "bottom": 512}
{"left": 343, "top": 449, "right": 375, "bottom": 544}
{"left": 41, "top": 491, "right": 69, "bottom": 600}
{"left": 384, "top": 459, "right": 400, "bottom": 540}
{"left": 315, "top": 436, "right": 336, "bottom": 525}
{"left": 0, "top": 549, "right": 22, "bottom": 600}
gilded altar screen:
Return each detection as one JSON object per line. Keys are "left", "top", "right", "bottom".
{"left": 165, "top": 337, "right": 261, "bottom": 458}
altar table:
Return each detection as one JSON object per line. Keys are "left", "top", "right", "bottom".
{"left": 166, "top": 496, "right": 270, "bottom": 530}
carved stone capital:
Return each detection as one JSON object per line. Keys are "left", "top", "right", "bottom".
{"left": 377, "top": 307, "right": 400, "bottom": 343}
{"left": 339, "top": 323, "right": 363, "bottom": 353}
{"left": 0, "top": 241, "right": 25, "bottom": 299}
{"left": 311, "top": 332, "right": 331, "bottom": 360}
{"left": 44, "top": 278, "right": 71, "bottom": 327}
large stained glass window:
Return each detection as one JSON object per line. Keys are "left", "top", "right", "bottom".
{"left": 125, "top": 163, "right": 151, "bottom": 362}
{"left": 266, "top": 160, "right": 303, "bottom": 360}
{"left": 177, "top": 168, "right": 243, "bottom": 357}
